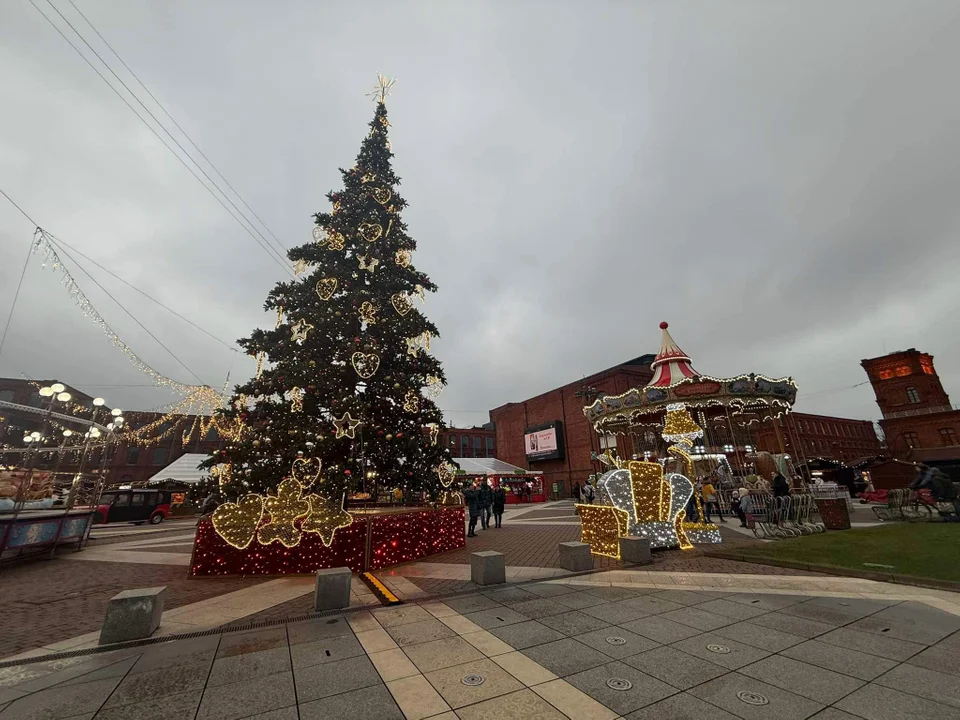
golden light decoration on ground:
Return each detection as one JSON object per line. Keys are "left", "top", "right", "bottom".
{"left": 403, "top": 390, "right": 420, "bottom": 413}
{"left": 578, "top": 504, "right": 629, "bottom": 559}
{"left": 372, "top": 187, "right": 392, "bottom": 205}
{"left": 437, "top": 462, "right": 458, "bottom": 488}
{"left": 316, "top": 277, "right": 338, "bottom": 300}
{"left": 302, "top": 493, "right": 353, "bottom": 546}
{"left": 291, "top": 319, "right": 314, "bottom": 345}
{"left": 326, "top": 230, "right": 345, "bottom": 250}
{"left": 333, "top": 412, "right": 362, "bottom": 439}
{"left": 358, "top": 302, "right": 378, "bottom": 326}
{"left": 289, "top": 387, "right": 305, "bottom": 413}
{"left": 629, "top": 460, "right": 671, "bottom": 523}
{"left": 258, "top": 478, "right": 310, "bottom": 548}
{"left": 293, "top": 259, "right": 310, "bottom": 276}
{"left": 359, "top": 222, "right": 383, "bottom": 243}
{"left": 291, "top": 456, "right": 322, "bottom": 488}
{"left": 358, "top": 254, "right": 379, "bottom": 273}
{"left": 392, "top": 293, "right": 413, "bottom": 316}
{"left": 424, "top": 375, "right": 443, "bottom": 399}
{"left": 212, "top": 495, "right": 264, "bottom": 549}
{"left": 395, "top": 249, "right": 412, "bottom": 267}
{"left": 351, "top": 351, "right": 380, "bottom": 379}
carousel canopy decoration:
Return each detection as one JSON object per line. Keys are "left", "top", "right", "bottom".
{"left": 583, "top": 322, "right": 798, "bottom": 432}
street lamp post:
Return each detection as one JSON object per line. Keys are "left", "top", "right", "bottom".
{"left": 65, "top": 397, "right": 105, "bottom": 510}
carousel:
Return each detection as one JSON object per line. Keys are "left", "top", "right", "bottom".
{"left": 576, "top": 322, "right": 799, "bottom": 556}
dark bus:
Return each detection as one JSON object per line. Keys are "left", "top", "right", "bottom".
{"left": 94, "top": 489, "right": 174, "bottom": 525}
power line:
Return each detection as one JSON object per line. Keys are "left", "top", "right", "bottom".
{"left": 65, "top": 0, "right": 288, "bottom": 260}
{"left": 0, "top": 230, "right": 37, "bottom": 363}
{"left": 28, "top": 0, "right": 293, "bottom": 276}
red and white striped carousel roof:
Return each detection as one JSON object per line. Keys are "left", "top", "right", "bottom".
{"left": 646, "top": 321, "right": 700, "bottom": 387}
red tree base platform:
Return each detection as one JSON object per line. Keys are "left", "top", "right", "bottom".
{"left": 190, "top": 506, "right": 465, "bottom": 576}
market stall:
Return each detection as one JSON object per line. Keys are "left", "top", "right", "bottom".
{"left": 450, "top": 458, "right": 546, "bottom": 503}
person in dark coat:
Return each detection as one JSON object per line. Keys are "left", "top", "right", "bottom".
{"left": 479, "top": 480, "right": 493, "bottom": 530}
{"left": 772, "top": 473, "right": 790, "bottom": 498}
{"left": 492, "top": 484, "right": 507, "bottom": 528}
{"left": 464, "top": 483, "right": 481, "bottom": 537}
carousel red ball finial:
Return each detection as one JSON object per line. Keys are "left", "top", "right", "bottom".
{"left": 659, "top": 321, "right": 669, "bottom": 330}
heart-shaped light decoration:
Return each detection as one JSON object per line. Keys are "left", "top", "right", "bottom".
{"left": 358, "top": 222, "right": 383, "bottom": 243}
{"left": 351, "top": 351, "right": 380, "bottom": 379}
{"left": 291, "top": 456, "right": 322, "bottom": 489}
{"left": 212, "top": 495, "right": 264, "bottom": 549}
{"left": 391, "top": 293, "right": 413, "bottom": 316}
{"left": 437, "top": 462, "right": 458, "bottom": 488}
{"left": 315, "top": 278, "right": 337, "bottom": 300}
{"left": 372, "top": 187, "right": 392, "bottom": 205}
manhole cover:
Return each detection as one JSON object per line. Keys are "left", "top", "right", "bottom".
{"left": 461, "top": 674, "right": 485, "bottom": 686}
{"left": 607, "top": 678, "right": 633, "bottom": 691}
{"left": 605, "top": 636, "right": 627, "bottom": 646}
{"left": 707, "top": 644, "right": 731, "bottom": 654}
{"left": 737, "top": 691, "right": 769, "bottom": 706}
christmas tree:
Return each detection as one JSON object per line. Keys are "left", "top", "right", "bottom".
{"left": 202, "top": 77, "right": 453, "bottom": 506}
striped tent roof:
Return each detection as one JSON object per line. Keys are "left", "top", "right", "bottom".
{"left": 646, "top": 322, "right": 700, "bottom": 387}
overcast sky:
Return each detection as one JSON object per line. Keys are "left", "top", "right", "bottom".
{"left": 2, "top": 0, "right": 959, "bottom": 429}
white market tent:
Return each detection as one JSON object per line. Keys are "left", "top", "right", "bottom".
{"left": 451, "top": 458, "right": 542, "bottom": 476}
{"left": 146, "top": 453, "right": 212, "bottom": 486}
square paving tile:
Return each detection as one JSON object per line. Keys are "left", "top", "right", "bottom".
{"left": 481, "top": 587, "right": 541, "bottom": 605}
{"left": 105, "top": 659, "right": 209, "bottom": 706}
{"left": 456, "top": 688, "right": 566, "bottom": 719}
{"left": 373, "top": 604, "right": 434, "bottom": 628}
{"left": 748, "top": 611, "right": 836, "bottom": 639}
{"left": 780, "top": 638, "right": 898, "bottom": 682}
{"left": 689, "top": 671, "right": 824, "bottom": 720}
{"left": 208, "top": 647, "right": 292, "bottom": 687}
{"left": 906, "top": 642, "right": 960, "bottom": 678}
{"left": 286, "top": 616, "right": 353, "bottom": 645}
{"left": 442, "top": 594, "right": 503, "bottom": 614}
{"left": 579, "top": 600, "right": 650, "bottom": 626}
{"left": 553, "top": 591, "right": 603, "bottom": 610}
{"left": 725, "top": 592, "right": 808, "bottom": 611}
{"left": 778, "top": 602, "right": 862, "bottom": 627}
{"left": 94, "top": 688, "right": 202, "bottom": 720}
{"left": 130, "top": 636, "right": 219, "bottom": 673}
{"left": 538, "top": 610, "right": 610, "bottom": 636}
{"left": 711, "top": 620, "right": 806, "bottom": 653}
{"left": 463, "top": 606, "right": 530, "bottom": 630}
{"left": 619, "top": 616, "right": 702, "bottom": 645}
{"left": 299, "top": 683, "right": 402, "bottom": 720}
{"left": 1, "top": 677, "right": 122, "bottom": 719}
{"left": 872, "top": 601, "right": 960, "bottom": 638}
{"left": 523, "top": 582, "right": 580, "bottom": 598}
{"left": 574, "top": 627, "right": 659, "bottom": 660}
{"left": 217, "top": 627, "right": 288, "bottom": 658}
{"left": 196, "top": 671, "right": 296, "bottom": 720}
{"left": 834, "top": 682, "right": 960, "bottom": 720}
{"left": 623, "top": 645, "right": 729, "bottom": 690}
{"left": 738, "top": 653, "right": 864, "bottom": 704}
{"left": 670, "top": 632, "right": 771, "bottom": 670}
{"left": 624, "top": 691, "right": 741, "bottom": 719}
{"left": 240, "top": 708, "right": 298, "bottom": 720}
{"left": 875, "top": 662, "right": 960, "bottom": 709}
{"left": 583, "top": 585, "right": 646, "bottom": 602}
{"left": 803, "top": 596, "right": 897, "bottom": 618}
{"left": 424, "top": 657, "right": 523, "bottom": 709}
{"left": 817, "top": 626, "right": 926, "bottom": 661}
{"left": 650, "top": 589, "right": 726, "bottom": 606}
{"left": 510, "top": 598, "right": 571, "bottom": 619}
{"left": 659, "top": 607, "right": 731, "bottom": 632}
{"left": 696, "top": 598, "right": 769, "bottom": 621}
{"left": 289, "top": 633, "right": 364, "bottom": 669}
{"left": 488, "top": 620, "right": 565, "bottom": 650}
{"left": 293, "top": 655, "right": 381, "bottom": 703}
{"left": 848, "top": 614, "right": 946, "bottom": 646}
{"left": 521, "top": 638, "right": 613, "bottom": 677}
{"left": 565, "top": 660, "right": 676, "bottom": 716}
{"left": 384, "top": 618, "right": 456, "bottom": 647}
{"left": 402, "top": 636, "right": 485, "bottom": 673}
{"left": 618, "top": 595, "right": 686, "bottom": 616}
{"left": 31, "top": 656, "right": 139, "bottom": 692}
{"left": 807, "top": 709, "right": 864, "bottom": 720}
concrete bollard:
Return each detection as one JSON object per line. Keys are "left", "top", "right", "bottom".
{"left": 619, "top": 536, "right": 652, "bottom": 565}
{"left": 471, "top": 551, "right": 506, "bottom": 585}
{"left": 314, "top": 567, "right": 352, "bottom": 611}
{"left": 558, "top": 541, "right": 593, "bottom": 572}
{"left": 99, "top": 587, "right": 166, "bottom": 645}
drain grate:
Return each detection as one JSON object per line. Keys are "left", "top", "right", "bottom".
{"left": 607, "top": 678, "right": 633, "bottom": 691}
{"left": 737, "top": 691, "right": 769, "bottom": 706}
{"left": 605, "top": 636, "right": 627, "bottom": 646}
{"left": 462, "top": 674, "right": 485, "bottom": 686}
{"left": 707, "top": 644, "right": 731, "bottom": 654}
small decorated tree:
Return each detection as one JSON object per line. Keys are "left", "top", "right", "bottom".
{"left": 201, "top": 77, "right": 453, "bottom": 507}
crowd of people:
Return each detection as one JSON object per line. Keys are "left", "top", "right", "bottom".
{"left": 463, "top": 479, "right": 507, "bottom": 537}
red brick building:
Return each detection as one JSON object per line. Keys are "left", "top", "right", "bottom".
{"left": 750, "top": 411, "right": 882, "bottom": 463}
{"left": 862, "top": 348, "right": 960, "bottom": 476}
{"left": 440, "top": 425, "right": 496, "bottom": 459}
{"left": 489, "top": 355, "right": 655, "bottom": 497}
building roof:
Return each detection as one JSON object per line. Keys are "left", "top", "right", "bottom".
{"left": 646, "top": 322, "right": 700, "bottom": 387}
{"left": 452, "top": 458, "right": 542, "bottom": 475}
{"left": 146, "top": 453, "right": 211, "bottom": 485}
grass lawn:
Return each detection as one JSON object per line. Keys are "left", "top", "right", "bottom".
{"left": 735, "top": 523, "right": 960, "bottom": 583}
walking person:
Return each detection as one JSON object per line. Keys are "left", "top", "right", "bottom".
{"left": 479, "top": 480, "right": 493, "bottom": 530}
{"left": 464, "top": 482, "right": 481, "bottom": 537}
{"left": 731, "top": 488, "right": 748, "bottom": 527}
{"left": 492, "top": 483, "right": 506, "bottom": 528}
{"left": 582, "top": 481, "right": 595, "bottom": 505}
{"left": 525, "top": 483, "right": 532, "bottom": 503}
{"left": 702, "top": 477, "right": 726, "bottom": 523}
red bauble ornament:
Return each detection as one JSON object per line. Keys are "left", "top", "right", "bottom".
{"left": 396, "top": 432, "right": 403, "bottom": 438}
{"left": 345, "top": 470, "right": 352, "bottom": 476}
{"left": 378, "top": 430, "right": 384, "bottom": 436}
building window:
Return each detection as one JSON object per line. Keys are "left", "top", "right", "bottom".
{"left": 939, "top": 428, "right": 957, "bottom": 446}
{"left": 906, "top": 387, "right": 921, "bottom": 404}
{"left": 460, "top": 436, "right": 469, "bottom": 457}
{"left": 126, "top": 447, "right": 140, "bottom": 465}
{"left": 485, "top": 436, "right": 495, "bottom": 457}
{"left": 152, "top": 448, "right": 168, "bottom": 466}
{"left": 903, "top": 432, "right": 920, "bottom": 449}
{"left": 473, "top": 436, "right": 482, "bottom": 455}
{"left": 0, "top": 389, "right": 14, "bottom": 403}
